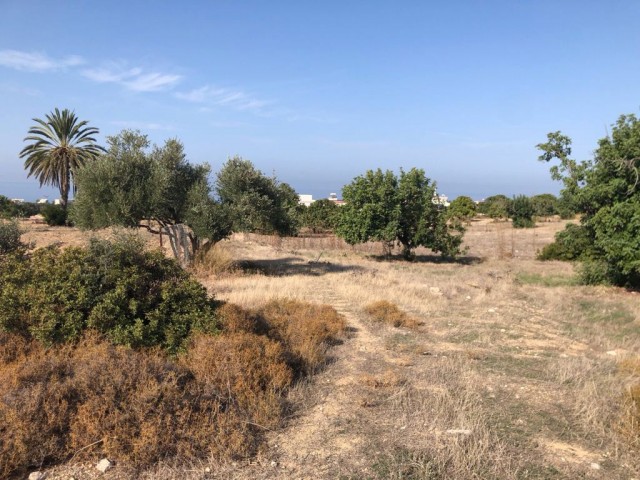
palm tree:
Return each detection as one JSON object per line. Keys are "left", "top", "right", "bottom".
{"left": 20, "top": 108, "right": 105, "bottom": 209}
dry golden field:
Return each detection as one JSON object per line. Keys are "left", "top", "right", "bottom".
{"left": 16, "top": 218, "right": 640, "bottom": 479}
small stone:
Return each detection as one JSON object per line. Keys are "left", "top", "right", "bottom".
{"left": 270, "top": 460, "right": 278, "bottom": 468}
{"left": 28, "top": 472, "right": 46, "bottom": 480}
{"left": 606, "top": 350, "right": 617, "bottom": 356}
{"left": 488, "top": 308, "right": 496, "bottom": 313}
{"left": 429, "top": 287, "right": 443, "bottom": 296}
{"left": 465, "top": 295, "right": 471, "bottom": 300}
{"left": 590, "top": 462, "right": 601, "bottom": 470}
{"left": 204, "top": 466, "right": 211, "bottom": 473}
{"left": 560, "top": 353, "right": 569, "bottom": 358}
{"left": 96, "top": 458, "right": 113, "bottom": 473}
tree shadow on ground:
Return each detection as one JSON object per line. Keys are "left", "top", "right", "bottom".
{"left": 237, "top": 256, "right": 366, "bottom": 277}
{"left": 367, "top": 253, "right": 483, "bottom": 265}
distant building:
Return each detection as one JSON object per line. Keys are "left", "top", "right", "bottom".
{"left": 53, "top": 199, "right": 62, "bottom": 205}
{"left": 327, "top": 192, "right": 346, "bottom": 206}
{"left": 433, "top": 194, "right": 450, "bottom": 207}
{"left": 36, "top": 198, "right": 48, "bottom": 204}
{"left": 10, "top": 198, "right": 25, "bottom": 204}
{"left": 298, "top": 194, "right": 314, "bottom": 206}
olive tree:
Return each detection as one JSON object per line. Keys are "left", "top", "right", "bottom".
{"left": 71, "top": 130, "right": 231, "bottom": 265}
{"left": 215, "top": 156, "right": 299, "bottom": 235}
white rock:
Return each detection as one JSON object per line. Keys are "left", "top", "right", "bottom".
{"left": 465, "top": 295, "right": 471, "bottom": 300}
{"left": 28, "top": 472, "right": 46, "bottom": 480}
{"left": 96, "top": 458, "right": 113, "bottom": 473}
{"left": 445, "top": 429, "right": 472, "bottom": 435}
{"left": 270, "top": 460, "right": 278, "bottom": 467}
{"left": 606, "top": 350, "right": 617, "bottom": 356}
{"left": 590, "top": 462, "right": 601, "bottom": 470}
{"left": 204, "top": 466, "right": 211, "bottom": 473}
{"left": 488, "top": 308, "right": 496, "bottom": 313}
{"left": 429, "top": 287, "right": 443, "bottom": 296}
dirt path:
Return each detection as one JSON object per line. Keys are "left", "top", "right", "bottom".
{"left": 244, "top": 276, "right": 408, "bottom": 479}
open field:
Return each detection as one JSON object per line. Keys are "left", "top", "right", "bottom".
{"left": 14, "top": 218, "right": 640, "bottom": 479}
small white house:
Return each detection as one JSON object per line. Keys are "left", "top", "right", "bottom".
{"left": 298, "top": 194, "right": 314, "bottom": 207}
{"left": 433, "top": 194, "right": 450, "bottom": 207}
{"left": 36, "top": 198, "right": 49, "bottom": 204}
{"left": 10, "top": 198, "right": 25, "bottom": 204}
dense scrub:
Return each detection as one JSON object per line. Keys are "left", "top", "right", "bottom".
{"left": 0, "top": 236, "right": 218, "bottom": 353}
{"left": 0, "top": 301, "right": 345, "bottom": 477}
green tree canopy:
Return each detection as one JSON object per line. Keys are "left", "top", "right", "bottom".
{"left": 71, "top": 130, "right": 231, "bottom": 264}
{"left": 509, "top": 195, "right": 535, "bottom": 228}
{"left": 447, "top": 195, "right": 477, "bottom": 223}
{"left": 19, "top": 108, "right": 104, "bottom": 209}
{"left": 215, "top": 156, "right": 299, "bottom": 235}
{"left": 530, "top": 193, "right": 559, "bottom": 217}
{"left": 336, "top": 168, "right": 465, "bottom": 260}
{"left": 537, "top": 113, "right": 640, "bottom": 287}
{"left": 478, "top": 194, "right": 511, "bottom": 219}
{"left": 302, "top": 199, "right": 340, "bottom": 233}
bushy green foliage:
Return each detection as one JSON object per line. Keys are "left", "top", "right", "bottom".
{"left": 509, "top": 195, "right": 535, "bottom": 228}
{"left": 0, "top": 220, "right": 25, "bottom": 255}
{"left": 215, "top": 156, "right": 299, "bottom": 235}
{"left": 40, "top": 203, "right": 68, "bottom": 226}
{"left": 447, "top": 195, "right": 476, "bottom": 223}
{"left": 336, "top": 168, "right": 464, "bottom": 260}
{"left": 0, "top": 236, "right": 218, "bottom": 353}
{"left": 302, "top": 198, "right": 340, "bottom": 233}
{"left": 478, "top": 194, "right": 511, "bottom": 219}
{"left": 538, "top": 113, "right": 640, "bottom": 287}
{"left": 530, "top": 193, "right": 558, "bottom": 217}
{"left": 0, "top": 196, "right": 40, "bottom": 219}
{"left": 71, "top": 130, "right": 231, "bottom": 264}
{"left": 537, "top": 223, "right": 592, "bottom": 261}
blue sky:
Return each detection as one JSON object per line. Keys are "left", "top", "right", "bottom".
{"left": 1, "top": 1, "right": 639, "bottom": 202}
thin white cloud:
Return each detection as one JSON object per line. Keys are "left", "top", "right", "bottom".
{"left": 175, "top": 85, "right": 271, "bottom": 112}
{"left": 82, "top": 64, "right": 182, "bottom": 92}
{"left": 0, "top": 49, "right": 83, "bottom": 72}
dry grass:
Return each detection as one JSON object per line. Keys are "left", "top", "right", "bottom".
{"left": 363, "top": 300, "right": 421, "bottom": 328}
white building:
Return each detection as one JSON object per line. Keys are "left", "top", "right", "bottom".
{"left": 298, "top": 194, "right": 314, "bottom": 207}
{"left": 433, "top": 194, "right": 450, "bottom": 207}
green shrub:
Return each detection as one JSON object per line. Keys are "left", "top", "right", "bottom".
{"left": 509, "top": 195, "right": 535, "bottom": 228}
{"left": 41, "top": 203, "right": 68, "bottom": 226}
{"left": 537, "top": 223, "right": 593, "bottom": 261}
{"left": 0, "top": 195, "right": 40, "bottom": 219}
{"left": 0, "top": 220, "right": 25, "bottom": 255}
{"left": 0, "top": 236, "right": 218, "bottom": 353}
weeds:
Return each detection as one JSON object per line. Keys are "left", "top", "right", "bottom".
{"left": 515, "top": 271, "right": 578, "bottom": 287}
{"left": 364, "top": 300, "right": 420, "bottom": 329}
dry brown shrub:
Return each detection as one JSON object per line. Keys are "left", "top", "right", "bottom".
{"left": 364, "top": 300, "right": 420, "bottom": 328}
{"left": 183, "top": 332, "right": 293, "bottom": 430}
{"left": 0, "top": 332, "right": 32, "bottom": 364}
{"left": 0, "top": 333, "right": 276, "bottom": 477}
{"left": 0, "top": 300, "right": 345, "bottom": 477}
{"left": 216, "top": 302, "right": 268, "bottom": 335}
{"left": 192, "top": 242, "right": 237, "bottom": 276}
{"left": 258, "top": 298, "right": 347, "bottom": 374}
